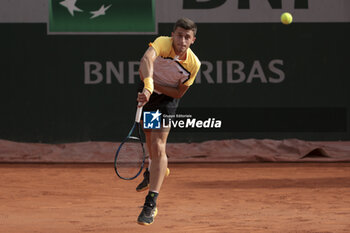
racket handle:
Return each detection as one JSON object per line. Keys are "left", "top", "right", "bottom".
{"left": 135, "top": 104, "right": 143, "bottom": 123}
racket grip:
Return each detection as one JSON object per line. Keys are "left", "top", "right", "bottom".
{"left": 135, "top": 104, "right": 143, "bottom": 123}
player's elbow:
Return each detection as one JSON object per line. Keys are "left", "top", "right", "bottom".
{"left": 175, "top": 90, "right": 187, "bottom": 99}
{"left": 173, "top": 94, "right": 182, "bottom": 99}
{"left": 175, "top": 84, "right": 189, "bottom": 99}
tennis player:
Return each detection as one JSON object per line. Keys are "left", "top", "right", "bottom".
{"left": 136, "top": 17, "right": 201, "bottom": 225}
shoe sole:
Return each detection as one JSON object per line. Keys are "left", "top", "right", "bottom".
{"left": 136, "top": 184, "right": 149, "bottom": 192}
{"left": 137, "top": 207, "right": 158, "bottom": 226}
{"left": 136, "top": 168, "right": 170, "bottom": 193}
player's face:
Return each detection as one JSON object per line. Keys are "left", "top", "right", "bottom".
{"left": 172, "top": 27, "right": 196, "bottom": 55}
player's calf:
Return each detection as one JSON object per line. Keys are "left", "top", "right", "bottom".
{"left": 136, "top": 168, "right": 170, "bottom": 192}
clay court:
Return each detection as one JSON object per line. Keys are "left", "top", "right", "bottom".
{"left": 1, "top": 162, "right": 350, "bottom": 233}
{"left": 1, "top": 1, "right": 350, "bottom": 232}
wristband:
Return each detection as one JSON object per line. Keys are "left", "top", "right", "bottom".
{"left": 143, "top": 77, "right": 154, "bottom": 94}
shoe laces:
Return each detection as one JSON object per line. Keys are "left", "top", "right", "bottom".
{"left": 142, "top": 202, "right": 155, "bottom": 216}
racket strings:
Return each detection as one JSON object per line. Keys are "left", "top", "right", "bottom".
{"left": 115, "top": 136, "right": 145, "bottom": 179}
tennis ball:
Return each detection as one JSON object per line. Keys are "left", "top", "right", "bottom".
{"left": 165, "top": 168, "right": 170, "bottom": 177}
{"left": 281, "top": 12, "right": 293, "bottom": 25}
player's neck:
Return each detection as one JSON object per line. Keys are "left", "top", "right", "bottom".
{"left": 174, "top": 50, "right": 187, "bottom": 61}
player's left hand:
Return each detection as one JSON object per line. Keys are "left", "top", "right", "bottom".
{"left": 177, "top": 79, "right": 188, "bottom": 93}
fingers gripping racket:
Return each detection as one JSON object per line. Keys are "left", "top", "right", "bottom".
{"left": 114, "top": 104, "right": 146, "bottom": 180}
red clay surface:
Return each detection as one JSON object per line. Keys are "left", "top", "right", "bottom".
{"left": 1, "top": 163, "right": 350, "bottom": 233}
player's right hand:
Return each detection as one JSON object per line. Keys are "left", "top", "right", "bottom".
{"left": 137, "top": 89, "right": 151, "bottom": 106}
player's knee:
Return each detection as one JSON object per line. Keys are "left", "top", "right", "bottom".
{"left": 151, "top": 139, "right": 166, "bottom": 158}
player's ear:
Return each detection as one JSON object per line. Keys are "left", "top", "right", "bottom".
{"left": 191, "top": 36, "right": 196, "bottom": 44}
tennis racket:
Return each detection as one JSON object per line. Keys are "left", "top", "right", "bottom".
{"left": 114, "top": 104, "right": 146, "bottom": 180}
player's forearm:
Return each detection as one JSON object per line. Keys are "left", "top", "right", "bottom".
{"left": 154, "top": 83, "right": 187, "bottom": 99}
{"left": 139, "top": 56, "right": 154, "bottom": 79}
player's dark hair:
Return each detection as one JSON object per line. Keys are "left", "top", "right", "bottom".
{"left": 173, "top": 17, "right": 197, "bottom": 36}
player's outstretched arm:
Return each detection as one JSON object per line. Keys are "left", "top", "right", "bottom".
{"left": 138, "top": 47, "right": 157, "bottom": 106}
{"left": 139, "top": 47, "right": 157, "bottom": 80}
{"left": 154, "top": 80, "right": 189, "bottom": 99}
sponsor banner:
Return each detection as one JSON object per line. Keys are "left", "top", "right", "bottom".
{"left": 1, "top": 0, "right": 350, "bottom": 27}
{"left": 159, "top": 0, "right": 350, "bottom": 23}
{"left": 83, "top": 59, "right": 286, "bottom": 85}
{"left": 48, "top": 0, "right": 155, "bottom": 33}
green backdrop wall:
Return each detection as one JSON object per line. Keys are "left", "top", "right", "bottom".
{"left": 1, "top": 22, "right": 349, "bottom": 142}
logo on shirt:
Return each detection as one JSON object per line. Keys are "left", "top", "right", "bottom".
{"left": 143, "top": 110, "right": 162, "bottom": 129}
{"left": 48, "top": 0, "right": 156, "bottom": 34}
